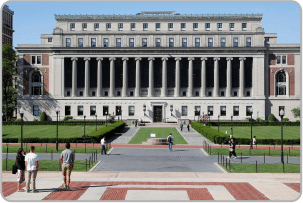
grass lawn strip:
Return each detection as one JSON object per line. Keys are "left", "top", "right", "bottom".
{"left": 204, "top": 148, "right": 300, "bottom": 157}
{"left": 218, "top": 163, "right": 300, "bottom": 173}
{"left": 128, "top": 127, "right": 187, "bottom": 144}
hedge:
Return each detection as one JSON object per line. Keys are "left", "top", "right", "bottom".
{"left": 88, "top": 121, "right": 125, "bottom": 142}
{"left": 191, "top": 122, "right": 228, "bottom": 144}
{"left": 2, "top": 120, "right": 107, "bottom": 126}
{"left": 203, "top": 121, "right": 300, "bottom": 127}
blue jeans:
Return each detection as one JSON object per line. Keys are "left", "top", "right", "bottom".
{"left": 168, "top": 142, "right": 172, "bottom": 151}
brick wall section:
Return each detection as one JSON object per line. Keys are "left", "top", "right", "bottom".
{"left": 42, "top": 54, "right": 49, "bottom": 65}
{"left": 23, "top": 67, "right": 49, "bottom": 95}
{"left": 268, "top": 54, "right": 276, "bottom": 65}
{"left": 23, "top": 68, "right": 30, "bottom": 95}
{"left": 287, "top": 54, "right": 294, "bottom": 65}
{"left": 269, "top": 68, "right": 295, "bottom": 96}
{"left": 23, "top": 54, "right": 30, "bottom": 65}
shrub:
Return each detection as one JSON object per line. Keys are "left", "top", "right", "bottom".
{"left": 268, "top": 114, "right": 276, "bottom": 122}
{"left": 283, "top": 118, "right": 289, "bottom": 122}
{"left": 255, "top": 118, "right": 263, "bottom": 122}
{"left": 14, "top": 119, "right": 21, "bottom": 122}
{"left": 191, "top": 122, "right": 227, "bottom": 144}
{"left": 40, "top": 112, "right": 47, "bottom": 121}
{"left": 63, "top": 116, "right": 73, "bottom": 121}
{"left": 33, "top": 119, "right": 39, "bottom": 121}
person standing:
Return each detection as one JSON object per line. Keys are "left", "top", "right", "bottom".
{"left": 135, "top": 120, "right": 138, "bottom": 127}
{"left": 228, "top": 138, "right": 237, "bottom": 159}
{"left": 16, "top": 148, "right": 25, "bottom": 192}
{"left": 101, "top": 137, "right": 107, "bottom": 155}
{"left": 180, "top": 123, "right": 183, "bottom": 131}
{"left": 25, "top": 146, "right": 39, "bottom": 193}
{"left": 187, "top": 124, "right": 190, "bottom": 131}
{"left": 167, "top": 133, "right": 173, "bottom": 151}
{"left": 60, "top": 143, "right": 74, "bottom": 190}
{"left": 252, "top": 136, "right": 257, "bottom": 145}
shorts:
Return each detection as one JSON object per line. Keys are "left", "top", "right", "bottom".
{"left": 62, "top": 164, "right": 73, "bottom": 176}
{"left": 17, "top": 169, "right": 25, "bottom": 183}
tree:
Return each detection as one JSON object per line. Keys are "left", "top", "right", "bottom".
{"left": 291, "top": 107, "right": 300, "bottom": 118}
{"left": 2, "top": 44, "right": 17, "bottom": 121}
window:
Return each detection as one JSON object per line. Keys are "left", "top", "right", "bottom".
{"left": 233, "top": 38, "right": 238, "bottom": 47}
{"left": 70, "top": 23, "right": 75, "bottom": 31}
{"left": 142, "top": 38, "right": 147, "bottom": 47}
{"left": 195, "top": 38, "right": 200, "bottom": 47}
{"left": 208, "top": 106, "right": 213, "bottom": 116}
{"left": 230, "top": 23, "right": 234, "bottom": 28}
{"left": 78, "top": 38, "right": 83, "bottom": 47}
{"left": 233, "top": 106, "right": 239, "bottom": 116}
{"left": 182, "top": 38, "right": 187, "bottom": 47}
{"left": 94, "top": 23, "right": 99, "bottom": 31}
{"left": 90, "top": 106, "right": 96, "bottom": 116}
{"left": 168, "top": 23, "right": 173, "bottom": 29}
{"left": 217, "top": 23, "right": 222, "bottom": 28}
{"left": 116, "top": 106, "right": 121, "bottom": 116}
{"left": 91, "top": 38, "right": 96, "bottom": 47}
{"left": 276, "top": 71, "right": 286, "bottom": 95}
{"left": 48, "top": 38, "right": 52, "bottom": 42}
{"left": 155, "top": 38, "right": 161, "bottom": 47}
{"left": 103, "top": 106, "right": 109, "bottom": 116}
{"left": 246, "top": 37, "right": 251, "bottom": 47}
{"left": 129, "top": 106, "right": 135, "bottom": 116}
{"left": 82, "top": 23, "right": 87, "bottom": 31}
{"left": 208, "top": 38, "right": 213, "bottom": 47}
{"left": 31, "top": 56, "right": 41, "bottom": 65}
{"left": 116, "top": 38, "right": 121, "bottom": 47}
{"left": 118, "top": 23, "right": 123, "bottom": 29}
{"left": 92, "top": 91, "right": 95, "bottom": 96}
{"left": 205, "top": 23, "right": 210, "bottom": 28}
{"left": 31, "top": 56, "right": 36, "bottom": 64}
{"left": 66, "top": 38, "right": 71, "bottom": 47}
{"left": 220, "top": 106, "right": 226, "bottom": 116}
{"left": 78, "top": 106, "right": 83, "bottom": 116}
{"left": 143, "top": 23, "right": 148, "bottom": 29}
{"left": 169, "top": 38, "right": 174, "bottom": 47}
{"left": 181, "top": 106, "right": 188, "bottom": 116}
{"left": 32, "top": 71, "right": 41, "bottom": 82}
{"left": 104, "top": 38, "right": 109, "bottom": 47}
{"left": 106, "top": 23, "right": 111, "bottom": 29}
{"left": 129, "top": 38, "right": 134, "bottom": 47}
{"left": 247, "top": 91, "right": 250, "bottom": 97}
{"left": 282, "top": 56, "right": 286, "bottom": 64}
{"left": 156, "top": 23, "right": 160, "bottom": 30}
{"left": 31, "top": 71, "right": 42, "bottom": 95}
{"left": 37, "top": 56, "right": 41, "bottom": 64}
{"left": 33, "top": 106, "right": 39, "bottom": 116}
{"left": 246, "top": 106, "right": 252, "bottom": 116}
{"left": 277, "top": 56, "right": 281, "bottom": 64}
{"left": 65, "top": 106, "right": 71, "bottom": 116}
{"left": 193, "top": 23, "right": 198, "bottom": 29}
{"left": 181, "top": 23, "right": 186, "bottom": 29}
{"left": 131, "top": 23, "right": 135, "bottom": 29}
{"left": 221, "top": 38, "right": 226, "bottom": 47}
{"left": 195, "top": 106, "right": 201, "bottom": 116}
{"left": 242, "top": 23, "right": 247, "bottom": 29}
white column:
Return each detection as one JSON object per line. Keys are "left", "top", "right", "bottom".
{"left": 109, "top": 57, "right": 116, "bottom": 97}
{"left": 239, "top": 57, "right": 246, "bottom": 97}
{"left": 213, "top": 57, "right": 220, "bottom": 97}
{"left": 188, "top": 58, "right": 194, "bottom": 97}
{"left": 96, "top": 58, "right": 103, "bottom": 97}
{"left": 200, "top": 57, "right": 207, "bottom": 97}
{"left": 71, "top": 57, "right": 78, "bottom": 97}
{"left": 122, "top": 57, "right": 129, "bottom": 97}
{"left": 148, "top": 57, "right": 155, "bottom": 97}
{"left": 226, "top": 57, "right": 233, "bottom": 97}
{"left": 135, "top": 57, "right": 141, "bottom": 97}
{"left": 175, "top": 57, "right": 181, "bottom": 97}
{"left": 84, "top": 57, "right": 91, "bottom": 97}
{"left": 161, "top": 57, "right": 168, "bottom": 97}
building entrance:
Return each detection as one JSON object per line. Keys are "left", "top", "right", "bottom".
{"left": 153, "top": 106, "right": 163, "bottom": 122}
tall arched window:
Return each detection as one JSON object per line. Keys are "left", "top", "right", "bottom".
{"left": 276, "top": 70, "right": 287, "bottom": 96}
{"left": 30, "top": 70, "right": 42, "bottom": 95}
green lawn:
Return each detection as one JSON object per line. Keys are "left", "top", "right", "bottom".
{"left": 128, "top": 127, "right": 187, "bottom": 144}
{"left": 212, "top": 126, "right": 300, "bottom": 140}
{"left": 219, "top": 163, "right": 300, "bottom": 173}
{"left": 205, "top": 148, "right": 300, "bottom": 157}
{"left": 2, "top": 160, "right": 98, "bottom": 172}
{"left": 2, "top": 125, "right": 105, "bottom": 140}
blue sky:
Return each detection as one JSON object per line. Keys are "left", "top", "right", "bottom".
{"left": 4, "top": 1, "right": 301, "bottom": 47}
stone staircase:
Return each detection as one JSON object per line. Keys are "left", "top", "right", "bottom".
{"left": 142, "top": 123, "right": 178, "bottom": 127}
{"left": 142, "top": 138, "right": 168, "bottom": 145}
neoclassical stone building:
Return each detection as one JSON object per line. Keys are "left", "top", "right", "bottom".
{"left": 16, "top": 11, "right": 300, "bottom": 122}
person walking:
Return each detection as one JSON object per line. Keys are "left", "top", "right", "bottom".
{"left": 167, "top": 133, "right": 174, "bottom": 151}
{"left": 252, "top": 136, "right": 257, "bottom": 145}
{"left": 60, "top": 143, "right": 74, "bottom": 190}
{"left": 16, "top": 148, "right": 25, "bottom": 192}
{"left": 101, "top": 137, "right": 107, "bottom": 155}
{"left": 187, "top": 124, "right": 190, "bottom": 131}
{"left": 25, "top": 146, "right": 39, "bottom": 193}
{"left": 180, "top": 123, "right": 183, "bottom": 131}
{"left": 228, "top": 138, "right": 237, "bottom": 159}
{"left": 135, "top": 120, "right": 138, "bottom": 127}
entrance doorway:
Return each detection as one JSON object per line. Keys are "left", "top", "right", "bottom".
{"left": 153, "top": 106, "right": 162, "bottom": 122}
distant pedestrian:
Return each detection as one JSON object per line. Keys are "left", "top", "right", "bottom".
{"left": 167, "top": 133, "right": 174, "bottom": 151}
{"left": 16, "top": 148, "right": 25, "bottom": 192}
{"left": 101, "top": 137, "right": 107, "bottom": 155}
{"left": 60, "top": 143, "right": 74, "bottom": 190}
{"left": 25, "top": 146, "right": 39, "bottom": 193}
{"left": 228, "top": 139, "right": 237, "bottom": 159}
{"left": 230, "top": 134, "right": 233, "bottom": 139}
{"left": 180, "top": 123, "right": 183, "bottom": 131}
{"left": 135, "top": 120, "right": 138, "bottom": 127}
{"left": 187, "top": 124, "right": 190, "bottom": 131}
{"left": 252, "top": 136, "right": 257, "bottom": 145}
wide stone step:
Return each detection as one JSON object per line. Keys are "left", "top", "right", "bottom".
{"left": 142, "top": 138, "right": 168, "bottom": 145}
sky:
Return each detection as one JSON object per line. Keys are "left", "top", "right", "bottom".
{"left": 3, "top": 1, "right": 301, "bottom": 47}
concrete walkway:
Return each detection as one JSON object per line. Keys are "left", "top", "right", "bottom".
{"left": 177, "top": 127, "right": 215, "bottom": 145}
{"left": 110, "top": 126, "right": 140, "bottom": 144}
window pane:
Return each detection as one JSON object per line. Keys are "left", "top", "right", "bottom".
{"left": 182, "top": 38, "right": 187, "bottom": 47}
{"left": 104, "top": 38, "right": 108, "bottom": 47}
{"left": 230, "top": 23, "right": 234, "bottom": 28}
{"left": 277, "top": 56, "right": 281, "bottom": 64}
{"left": 90, "top": 106, "right": 96, "bottom": 116}
{"left": 103, "top": 106, "right": 109, "bottom": 116}
{"left": 205, "top": 23, "right": 210, "bottom": 28}
{"left": 116, "top": 38, "right": 121, "bottom": 47}
{"left": 78, "top": 106, "right": 83, "bottom": 116}
{"left": 242, "top": 23, "right": 247, "bottom": 28}
{"left": 131, "top": 23, "right": 135, "bottom": 28}
{"left": 32, "top": 56, "right": 36, "bottom": 64}
{"left": 129, "top": 38, "right": 134, "bottom": 47}
{"left": 181, "top": 23, "right": 186, "bottom": 28}
{"left": 66, "top": 38, "right": 71, "bottom": 47}
{"left": 169, "top": 38, "right": 174, "bottom": 47}
{"left": 91, "top": 38, "right": 96, "bottom": 47}
{"left": 94, "top": 23, "right": 99, "bottom": 28}
{"left": 282, "top": 56, "right": 286, "bottom": 64}
{"left": 129, "top": 106, "right": 135, "bottom": 116}
{"left": 106, "top": 23, "right": 111, "bottom": 28}
{"left": 182, "top": 106, "right": 187, "bottom": 116}
{"left": 78, "top": 38, "right": 83, "bottom": 47}
{"left": 142, "top": 38, "right": 147, "bottom": 47}
{"left": 65, "top": 106, "right": 71, "bottom": 116}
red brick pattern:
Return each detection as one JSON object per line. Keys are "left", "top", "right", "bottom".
{"left": 22, "top": 67, "right": 49, "bottom": 95}
{"left": 269, "top": 68, "right": 295, "bottom": 96}
{"left": 42, "top": 54, "right": 49, "bottom": 66}
{"left": 287, "top": 54, "right": 295, "bottom": 65}
{"left": 2, "top": 182, "right": 26, "bottom": 197}
{"left": 43, "top": 182, "right": 90, "bottom": 200}
{"left": 100, "top": 188, "right": 128, "bottom": 200}
{"left": 23, "top": 54, "right": 31, "bottom": 65}
{"left": 284, "top": 183, "right": 300, "bottom": 193}
{"left": 268, "top": 54, "right": 276, "bottom": 65}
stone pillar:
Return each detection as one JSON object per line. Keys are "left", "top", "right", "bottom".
{"left": 135, "top": 57, "right": 141, "bottom": 97}
{"left": 84, "top": 58, "right": 91, "bottom": 97}
{"left": 96, "top": 58, "right": 103, "bottom": 97}
{"left": 213, "top": 57, "right": 220, "bottom": 97}
{"left": 109, "top": 57, "right": 116, "bottom": 97}
{"left": 148, "top": 57, "right": 155, "bottom": 97}
{"left": 188, "top": 58, "right": 194, "bottom": 97}
{"left": 122, "top": 57, "right": 129, "bottom": 97}
{"left": 161, "top": 57, "right": 168, "bottom": 97}
{"left": 71, "top": 57, "right": 78, "bottom": 97}
{"left": 175, "top": 58, "right": 181, "bottom": 97}
{"left": 226, "top": 57, "right": 233, "bottom": 97}
{"left": 239, "top": 57, "right": 246, "bottom": 97}
{"left": 200, "top": 57, "right": 207, "bottom": 97}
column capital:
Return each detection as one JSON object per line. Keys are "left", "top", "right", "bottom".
{"left": 71, "top": 57, "right": 78, "bottom": 61}
{"left": 200, "top": 57, "right": 208, "bottom": 61}
{"left": 226, "top": 57, "right": 233, "bottom": 61}
{"left": 239, "top": 57, "right": 246, "bottom": 61}
{"left": 109, "top": 57, "right": 116, "bottom": 61}
{"left": 213, "top": 57, "right": 220, "bottom": 61}
{"left": 135, "top": 57, "right": 142, "bottom": 61}
{"left": 148, "top": 57, "right": 155, "bottom": 61}
{"left": 188, "top": 57, "right": 195, "bottom": 61}
{"left": 175, "top": 57, "right": 182, "bottom": 61}
{"left": 162, "top": 57, "right": 168, "bottom": 61}
{"left": 122, "top": 57, "right": 129, "bottom": 61}
{"left": 84, "top": 57, "right": 91, "bottom": 61}
{"left": 96, "top": 57, "right": 103, "bottom": 61}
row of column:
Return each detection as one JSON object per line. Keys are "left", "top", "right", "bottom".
{"left": 70, "top": 57, "right": 247, "bottom": 97}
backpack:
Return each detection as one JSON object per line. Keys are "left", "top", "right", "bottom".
{"left": 168, "top": 136, "right": 172, "bottom": 143}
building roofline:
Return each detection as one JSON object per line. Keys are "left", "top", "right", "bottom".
{"left": 3, "top": 5, "right": 14, "bottom": 15}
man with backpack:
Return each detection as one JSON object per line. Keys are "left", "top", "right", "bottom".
{"left": 167, "top": 133, "right": 173, "bottom": 151}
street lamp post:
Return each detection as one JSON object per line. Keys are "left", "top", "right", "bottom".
{"left": 105, "top": 111, "right": 108, "bottom": 127}
{"left": 19, "top": 107, "right": 24, "bottom": 149}
{"left": 55, "top": 107, "right": 60, "bottom": 151}
{"left": 250, "top": 108, "right": 253, "bottom": 149}
{"left": 121, "top": 109, "right": 122, "bottom": 121}
{"left": 202, "top": 112, "right": 204, "bottom": 123}
{"left": 280, "top": 109, "right": 284, "bottom": 164}
{"left": 95, "top": 114, "right": 97, "bottom": 131}
{"left": 231, "top": 114, "right": 233, "bottom": 136}
{"left": 170, "top": 105, "right": 173, "bottom": 116}
{"left": 208, "top": 111, "right": 210, "bottom": 127}
{"left": 218, "top": 115, "right": 220, "bottom": 132}
{"left": 84, "top": 113, "right": 86, "bottom": 141}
